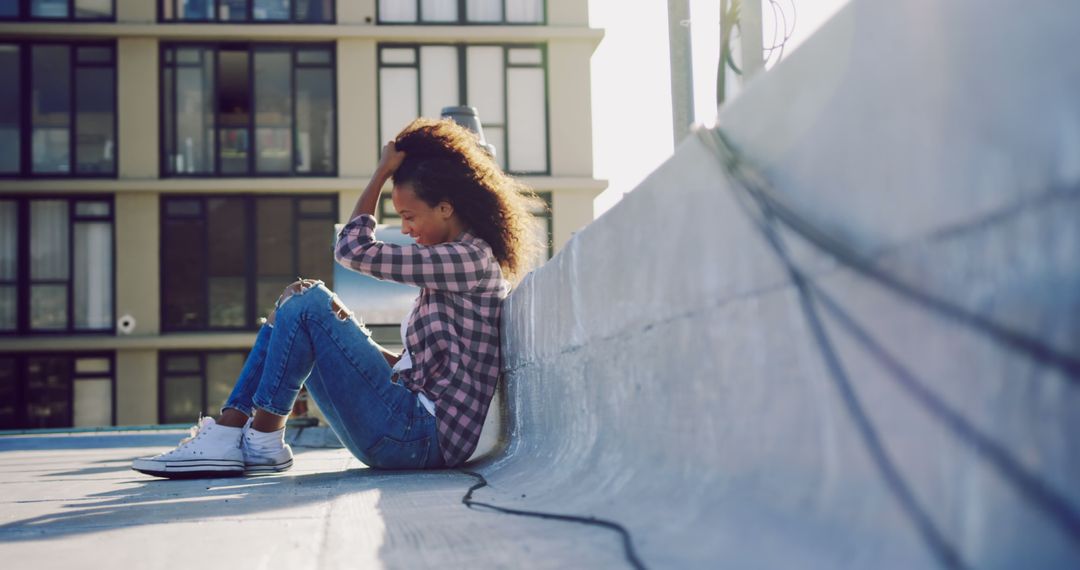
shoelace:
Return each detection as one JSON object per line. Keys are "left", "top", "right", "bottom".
{"left": 157, "top": 416, "right": 213, "bottom": 457}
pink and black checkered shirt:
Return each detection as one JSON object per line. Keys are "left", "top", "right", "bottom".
{"left": 334, "top": 214, "right": 509, "bottom": 467}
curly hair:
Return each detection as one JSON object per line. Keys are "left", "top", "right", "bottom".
{"left": 392, "top": 118, "right": 546, "bottom": 285}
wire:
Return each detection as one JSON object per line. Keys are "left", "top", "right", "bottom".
{"left": 457, "top": 469, "right": 647, "bottom": 570}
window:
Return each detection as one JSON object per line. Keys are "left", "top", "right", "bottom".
{"left": 0, "top": 196, "right": 114, "bottom": 335}
{"left": 0, "top": 42, "right": 117, "bottom": 177}
{"left": 377, "top": 0, "right": 543, "bottom": 24}
{"left": 161, "top": 195, "right": 338, "bottom": 331}
{"left": 161, "top": 44, "right": 336, "bottom": 177}
{"left": 378, "top": 44, "right": 548, "bottom": 174}
{"left": 0, "top": 0, "right": 114, "bottom": 21}
{"left": 158, "top": 0, "right": 332, "bottom": 22}
{"left": 158, "top": 351, "right": 246, "bottom": 424}
{"left": 0, "top": 352, "right": 115, "bottom": 430}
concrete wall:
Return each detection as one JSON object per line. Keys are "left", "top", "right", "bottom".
{"left": 479, "top": 0, "right": 1080, "bottom": 567}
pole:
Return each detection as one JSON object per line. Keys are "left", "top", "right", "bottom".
{"left": 667, "top": 0, "right": 695, "bottom": 144}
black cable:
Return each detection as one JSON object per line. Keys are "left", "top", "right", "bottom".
{"left": 703, "top": 128, "right": 1080, "bottom": 381}
{"left": 457, "top": 469, "right": 647, "bottom": 570}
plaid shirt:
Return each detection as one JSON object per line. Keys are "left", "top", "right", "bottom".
{"left": 334, "top": 214, "right": 509, "bottom": 467}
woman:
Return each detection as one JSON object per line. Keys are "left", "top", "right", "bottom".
{"left": 132, "top": 118, "right": 542, "bottom": 478}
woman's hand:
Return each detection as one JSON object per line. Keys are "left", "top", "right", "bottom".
{"left": 377, "top": 141, "right": 406, "bottom": 177}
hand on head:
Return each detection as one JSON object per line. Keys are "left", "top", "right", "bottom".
{"left": 378, "top": 141, "right": 407, "bottom": 176}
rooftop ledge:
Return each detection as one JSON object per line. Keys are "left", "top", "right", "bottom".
{"left": 0, "top": 23, "right": 605, "bottom": 43}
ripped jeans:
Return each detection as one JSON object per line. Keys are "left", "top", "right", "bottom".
{"left": 221, "top": 280, "right": 445, "bottom": 470}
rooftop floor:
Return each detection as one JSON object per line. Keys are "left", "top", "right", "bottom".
{"left": 0, "top": 428, "right": 629, "bottom": 569}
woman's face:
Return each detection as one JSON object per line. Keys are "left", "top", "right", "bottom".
{"left": 392, "top": 183, "right": 458, "bottom": 246}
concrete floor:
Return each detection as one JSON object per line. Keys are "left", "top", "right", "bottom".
{"left": 0, "top": 429, "right": 629, "bottom": 569}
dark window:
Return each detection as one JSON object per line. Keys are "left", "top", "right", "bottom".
{"left": 161, "top": 44, "right": 336, "bottom": 177}
{"left": 158, "top": 350, "right": 246, "bottom": 424}
{"left": 158, "top": 0, "right": 332, "bottom": 23}
{"left": 0, "top": 41, "right": 117, "bottom": 177}
{"left": 378, "top": 43, "right": 548, "bottom": 175}
{"left": 0, "top": 196, "right": 115, "bottom": 335}
{"left": 0, "top": 352, "right": 115, "bottom": 430}
{"left": 377, "top": 0, "right": 544, "bottom": 24}
{"left": 0, "top": 0, "right": 115, "bottom": 21}
{"left": 161, "top": 195, "right": 338, "bottom": 331}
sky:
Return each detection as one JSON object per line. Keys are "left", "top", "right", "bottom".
{"left": 588, "top": 0, "right": 851, "bottom": 216}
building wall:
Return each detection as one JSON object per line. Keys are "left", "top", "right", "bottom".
{"left": 0, "top": 0, "right": 605, "bottom": 433}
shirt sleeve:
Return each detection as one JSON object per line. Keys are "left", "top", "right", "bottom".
{"left": 334, "top": 214, "right": 492, "bottom": 292}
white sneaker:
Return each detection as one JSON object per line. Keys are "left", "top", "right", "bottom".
{"left": 242, "top": 418, "right": 294, "bottom": 475}
{"left": 131, "top": 416, "right": 244, "bottom": 479}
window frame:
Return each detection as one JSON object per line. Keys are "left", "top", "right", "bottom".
{"left": 159, "top": 193, "right": 339, "bottom": 333}
{"left": 0, "top": 0, "right": 116, "bottom": 22}
{"left": 0, "top": 40, "right": 118, "bottom": 179}
{"left": 376, "top": 42, "right": 551, "bottom": 176}
{"left": 0, "top": 351, "right": 117, "bottom": 430}
{"left": 159, "top": 42, "right": 339, "bottom": 178}
{"left": 0, "top": 194, "right": 117, "bottom": 337}
{"left": 156, "top": 0, "right": 336, "bottom": 24}
{"left": 375, "top": 0, "right": 546, "bottom": 25}
{"left": 157, "top": 349, "right": 249, "bottom": 425}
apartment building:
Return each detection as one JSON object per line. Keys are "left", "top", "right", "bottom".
{"left": 0, "top": 0, "right": 604, "bottom": 430}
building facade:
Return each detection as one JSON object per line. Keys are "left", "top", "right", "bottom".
{"left": 0, "top": 0, "right": 604, "bottom": 430}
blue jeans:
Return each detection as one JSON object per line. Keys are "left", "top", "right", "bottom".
{"left": 221, "top": 281, "right": 445, "bottom": 470}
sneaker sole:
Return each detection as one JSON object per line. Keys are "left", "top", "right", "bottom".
{"left": 244, "top": 457, "right": 294, "bottom": 475}
{"left": 132, "top": 459, "right": 245, "bottom": 479}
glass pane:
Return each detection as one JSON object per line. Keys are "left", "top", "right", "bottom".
{"left": 162, "top": 0, "right": 173, "bottom": 19}
{"left": 507, "top": 48, "right": 543, "bottom": 65}
{"left": 0, "top": 45, "right": 18, "bottom": 174}
{"left": 466, "top": 0, "right": 500, "bottom": 22}
{"left": 219, "top": 49, "right": 251, "bottom": 174}
{"left": 506, "top": 0, "right": 542, "bottom": 23}
{"left": 32, "top": 45, "right": 71, "bottom": 174}
{"left": 294, "top": 0, "right": 332, "bottom": 22}
{"left": 77, "top": 46, "right": 112, "bottom": 64}
{"left": 75, "top": 357, "right": 111, "bottom": 374}
{"left": 0, "top": 357, "right": 15, "bottom": 429}
{"left": 298, "top": 197, "right": 333, "bottom": 215}
{"left": 206, "top": 352, "right": 244, "bottom": 414}
{"left": 380, "top": 48, "right": 416, "bottom": 65}
{"left": 179, "top": 0, "right": 212, "bottom": 20}
{"left": 207, "top": 198, "right": 246, "bottom": 276}
{"left": 466, "top": 46, "right": 505, "bottom": 123}
{"left": 175, "top": 50, "right": 216, "bottom": 174}
{"left": 76, "top": 67, "right": 116, "bottom": 174}
{"left": 485, "top": 125, "right": 506, "bottom": 169}
{"left": 30, "top": 200, "right": 69, "bottom": 280}
{"left": 26, "top": 357, "right": 71, "bottom": 429}
{"left": 220, "top": 0, "right": 246, "bottom": 20}
{"left": 163, "top": 375, "right": 202, "bottom": 424}
{"left": 254, "top": 0, "right": 290, "bottom": 20}
{"left": 0, "top": 200, "right": 15, "bottom": 279}
{"left": 379, "top": 68, "right": 418, "bottom": 146}
{"left": 255, "top": 50, "right": 292, "bottom": 173}
{"left": 31, "top": 0, "right": 68, "bottom": 18}
{"left": 296, "top": 67, "right": 335, "bottom": 174}
{"left": 297, "top": 219, "right": 333, "bottom": 282}
{"left": 0, "top": 287, "right": 13, "bottom": 331}
{"left": 74, "top": 378, "right": 111, "bottom": 427}
{"left": 165, "top": 198, "right": 201, "bottom": 217}
{"left": 164, "top": 354, "right": 200, "bottom": 373}
{"left": 162, "top": 62, "right": 175, "bottom": 174}
{"left": 256, "top": 198, "right": 294, "bottom": 276}
{"left": 421, "top": 0, "right": 456, "bottom": 22}
{"left": 379, "top": 0, "right": 416, "bottom": 22}
{"left": 75, "top": 0, "right": 112, "bottom": 19}
{"left": 0, "top": 0, "right": 18, "bottom": 17}
{"left": 420, "top": 46, "right": 458, "bottom": 119}
{"left": 297, "top": 49, "right": 331, "bottom": 65}
{"left": 31, "top": 284, "right": 67, "bottom": 329}
{"left": 75, "top": 200, "right": 110, "bottom": 217}
{"left": 506, "top": 67, "right": 547, "bottom": 172}
{"left": 209, "top": 277, "right": 245, "bottom": 327}
{"left": 163, "top": 217, "right": 207, "bottom": 328}
{"left": 73, "top": 222, "right": 113, "bottom": 330}
{"left": 257, "top": 278, "right": 286, "bottom": 321}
